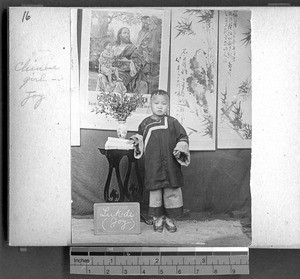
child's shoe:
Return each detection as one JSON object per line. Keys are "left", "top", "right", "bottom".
{"left": 165, "top": 217, "right": 177, "bottom": 233}
{"left": 153, "top": 216, "right": 164, "bottom": 233}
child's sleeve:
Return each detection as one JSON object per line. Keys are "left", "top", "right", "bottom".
{"left": 130, "top": 123, "right": 144, "bottom": 159}
{"left": 173, "top": 119, "right": 190, "bottom": 166}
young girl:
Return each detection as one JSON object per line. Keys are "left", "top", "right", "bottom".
{"left": 131, "top": 90, "right": 190, "bottom": 233}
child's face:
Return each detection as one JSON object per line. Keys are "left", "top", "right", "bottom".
{"left": 105, "top": 43, "right": 112, "bottom": 50}
{"left": 151, "top": 94, "right": 169, "bottom": 117}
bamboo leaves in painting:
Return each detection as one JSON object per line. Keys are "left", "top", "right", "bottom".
{"left": 170, "top": 9, "right": 218, "bottom": 150}
{"left": 217, "top": 11, "right": 252, "bottom": 148}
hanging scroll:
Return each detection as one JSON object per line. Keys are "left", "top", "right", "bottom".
{"left": 170, "top": 9, "right": 218, "bottom": 150}
{"left": 217, "top": 11, "right": 252, "bottom": 149}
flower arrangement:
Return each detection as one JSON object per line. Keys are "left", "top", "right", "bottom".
{"left": 93, "top": 92, "right": 146, "bottom": 121}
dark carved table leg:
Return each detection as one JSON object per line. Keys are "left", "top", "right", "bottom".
{"left": 124, "top": 151, "right": 143, "bottom": 201}
{"left": 99, "top": 149, "right": 125, "bottom": 202}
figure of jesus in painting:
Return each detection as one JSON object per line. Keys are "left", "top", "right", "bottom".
{"left": 112, "top": 27, "right": 146, "bottom": 93}
{"left": 96, "top": 27, "right": 147, "bottom": 94}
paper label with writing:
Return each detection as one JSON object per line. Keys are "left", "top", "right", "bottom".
{"left": 94, "top": 203, "right": 140, "bottom": 235}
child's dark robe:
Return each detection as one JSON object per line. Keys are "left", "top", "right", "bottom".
{"left": 135, "top": 115, "right": 189, "bottom": 190}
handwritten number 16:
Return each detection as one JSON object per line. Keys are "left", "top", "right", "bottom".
{"left": 22, "top": 11, "right": 31, "bottom": 22}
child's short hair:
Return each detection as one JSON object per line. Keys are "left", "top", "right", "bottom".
{"left": 151, "top": 89, "right": 169, "bottom": 98}
{"left": 103, "top": 41, "right": 111, "bottom": 48}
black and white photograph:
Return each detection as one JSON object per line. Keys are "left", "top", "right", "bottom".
{"left": 71, "top": 8, "right": 252, "bottom": 247}
{"left": 5, "top": 3, "right": 300, "bottom": 278}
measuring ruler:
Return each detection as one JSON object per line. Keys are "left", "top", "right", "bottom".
{"left": 70, "top": 246, "right": 249, "bottom": 275}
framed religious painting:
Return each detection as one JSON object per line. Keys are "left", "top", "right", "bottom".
{"left": 79, "top": 8, "right": 170, "bottom": 132}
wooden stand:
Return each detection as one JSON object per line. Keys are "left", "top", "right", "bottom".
{"left": 99, "top": 149, "right": 143, "bottom": 202}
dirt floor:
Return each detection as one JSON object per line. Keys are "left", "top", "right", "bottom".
{"left": 72, "top": 211, "right": 251, "bottom": 247}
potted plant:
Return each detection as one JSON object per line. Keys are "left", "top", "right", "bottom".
{"left": 94, "top": 91, "right": 145, "bottom": 138}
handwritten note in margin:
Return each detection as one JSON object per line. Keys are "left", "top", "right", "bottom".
{"left": 9, "top": 7, "right": 71, "bottom": 246}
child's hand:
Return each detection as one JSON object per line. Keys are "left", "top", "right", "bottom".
{"left": 129, "top": 134, "right": 143, "bottom": 159}
{"left": 173, "top": 142, "right": 190, "bottom": 166}
{"left": 173, "top": 150, "right": 181, "bottom": 158}
{"left": 129, "top": 139, "right": 141, "bottom": 155}
{"left": 130, "top": 137, "right": 139, "bottom": 146}
{"left": 174, "top": 150, "right": 188, "bottom": 162}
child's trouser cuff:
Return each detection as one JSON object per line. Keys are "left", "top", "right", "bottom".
{"left": 148, "top": 187, "right": 183, "bottom": 218}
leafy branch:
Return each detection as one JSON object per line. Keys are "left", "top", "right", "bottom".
{"left": 184, "top": 9, "right": 214, "bottom": 27}
{"left": 238, "top": 78, "right": 252, "bottom": 101}
{"left": 175, "top": 19, "right": 195, "bottom": 38}
{"left": 242, "top": 123, "right": 252, "bottom": 139}
{"left": 241, "top": 22, "right": 251, "bottom": 46}
{"left": 221, "top": 89, "right": 252, "bottom": 140}
{"left": 221, "top": 87, "right": 228, "bottom": 104}
{"left": 93, "top": 92, "right": 145, "bottom": 121}
{"left": 231, "top": 101, "right": 243, "bottom": 130}
{"left": 202, "top": 114, "right": 213, "bottom": 138}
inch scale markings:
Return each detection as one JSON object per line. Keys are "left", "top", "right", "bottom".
{"left": 70, "top": 247, "right": 249, "bottom": 275}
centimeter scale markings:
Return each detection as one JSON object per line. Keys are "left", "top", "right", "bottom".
{"left": 70, "top": 247, "right": 249, "bottom": 275}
